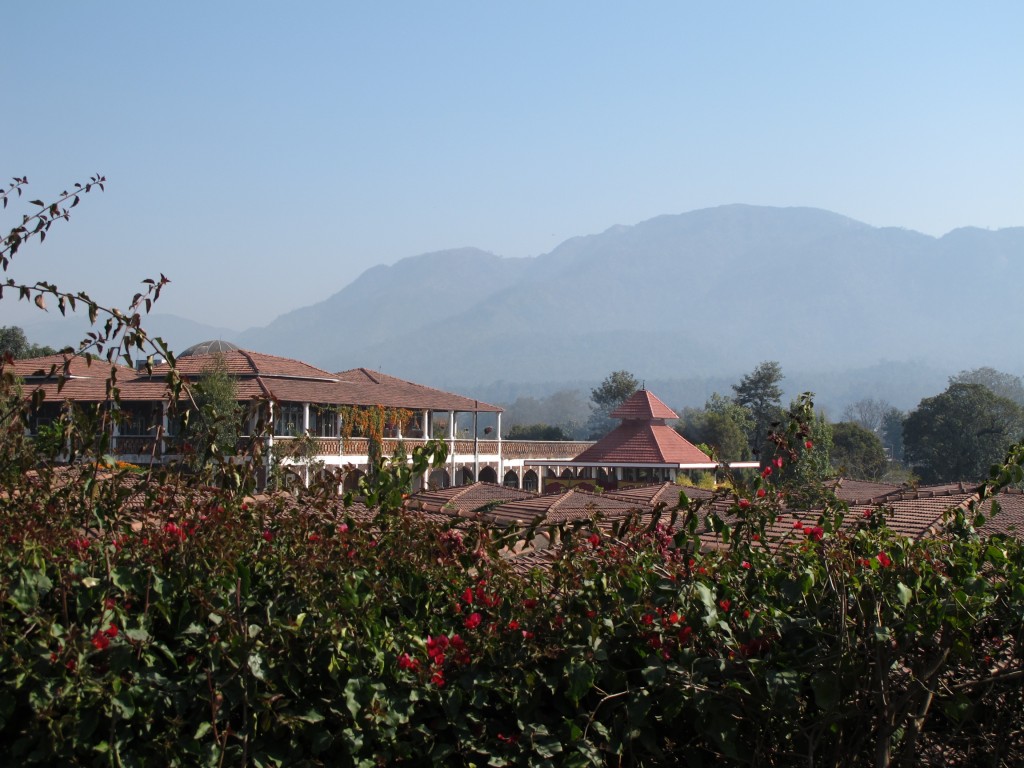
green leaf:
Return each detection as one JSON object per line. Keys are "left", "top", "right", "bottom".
{"left": 811, "top": 671, "right": 840, "bottom": 711}
{"left": 566, "top": 660, "right": 594, "bottom": 704}
{"left": 896, "top": 582, "right": 913, "bottom": 607}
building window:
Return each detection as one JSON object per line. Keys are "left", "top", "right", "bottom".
{"left": 274, "top": 403, "right": 304, "bottom": 436}
{"left": 310, "top": 405, "right": 337, "bottom": 437}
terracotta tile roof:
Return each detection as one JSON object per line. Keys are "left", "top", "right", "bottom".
{"left": 407, "top": 482, "right": 537, "bottom": 516}
{"left": 483, "top": 489, "right": 644, "bottom": 527}
{"left": 606, "top": 482, "right": 715, "bottom": 507}
{"left": 9, "top": 353, "right": 156, "bottom": 403}
{"left": 976, "top": 489, "right": 1024, "bottom": 537}
{"left": 164, "top": 350, "right": 339, "bottom": 380}
{"left": 830, "top": 478, "right": 904, "bottom": 505}
{"left": 610, "top": 389, "right": 678, "bottom": 421}
{"left": 572, "top": 422, "right": 713, "bottom": 466}
{"left": 334, "top": 368, "right": 502, "bottom": 412}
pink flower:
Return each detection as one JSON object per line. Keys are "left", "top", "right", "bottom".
{"left": 741, "top": 561, "right": 751, "bottom": 570}
{"left": 773, "top": 457, "right": 784, "bottom": 469}
{"left": 464, "top": 612, "right": 483, "bottom": 630}
{"left": 337, "top": 523, "right": 349, "bottom": 533}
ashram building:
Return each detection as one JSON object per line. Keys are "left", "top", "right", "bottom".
{"left": 10, "top": 342, "right": 591, "bottom": 492}
{"left": 536, "top": 389, "right": 758, "bottom": 493}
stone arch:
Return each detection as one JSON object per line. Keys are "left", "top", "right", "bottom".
{"left": 459, "top": 467, "right": 475, "bottom": 486}
{"left": 523, "top": 470, "right": 539, "bottom": 492}
{"left": 479, "top": 466, "right": 498, "bottom": 484}
{"left": 429, "top": 469, "right": 450, "bottom": 489}
{"left": 503, "top": 469, "right": 520, "bottom": 488}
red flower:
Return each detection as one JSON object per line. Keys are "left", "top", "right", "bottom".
{"left": 105, "top": 624, "right": 118, "bottom": 638}
{"left": 719, "top": 599, "right": 731, "bottom": 612}
{"left": 863, "top": 508, "right": 872, "bottom": 518}
{"left": 91, "top": 632, "right": 111, "bottom": 651}
{"left": 262, "top": 529, "right": 274, "bottom": 542}
{"left": 508, "top": 619, "right": 520, "bottom": 630}
{"left": 462, "top": 587, "right": 474, "bottom": 605}
{"left": 677, "top": 626, "right": 693, "bottom": 645}
{"left": 587, "top": 533, "right": 600, "bottom": 548}
{"left": 397, "top": 652, "right": 420, "bottom": 671}
{"left": 806, "top": 526, "right": 824, "bottom": 541}
{"left": 464, "top": 612, "right": 483, "bottom": 630}
{"left": 522, "top": 598, "right": 538, "bottom": 610}
{"left": 641, "top": 613, "right": 654, "bottom": 626}
{"left": 104, "top": 597, "right": 116, "bottom": 610}
{"left": 752, "top": 533, "right": 760, "bottom": 541}
{"left": 877, "top": 552, "right": 892, "bottom": 567}
{"left": 805, "top": 440, "right": 814, "bottom": 450}
{"left": 741, "top": 561, "right": 751, "bottom": 570}
{"left": 793, "top": 521, "right": 804, "bottom": 529}
{"left": 308, "top": 533, "right": 320, "bottom": 542}
{"left": 738, "top": 499, "right": 751, "bottom": 510}
{"left": 773, "top": 457, "right": 784, "bottom": 469}
{"left": 431, "top": 670, "right": 445, "bottom": 687}
{"left": 761, "top": 466, "right": 773, "bottom": 478}
{"left": 756, "top": 488, "right": 766, "bottom": 498}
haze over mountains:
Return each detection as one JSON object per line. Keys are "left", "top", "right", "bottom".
{"left": 24, "top": 205, "right": 1024, "bottom": 413}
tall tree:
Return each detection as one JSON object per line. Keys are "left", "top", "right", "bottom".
{"left": 842, "top": 397, "right": 893, "bottom": 434}
{"left": 0, "top": 325, "right": 56, "bottom": 359}
{"left": 881, "top": 407, "right": 906, "bottom": 462}
{"left": 732, "top": 361, "right": 784, "bottom": 459}
{"left": 678, "top": 393, "right": 753, "bottom": 462}
{"left": 831, "top": 421, "right": 889, "bottom": 480}
{"left": 182, "top": 355, "right": 242, "bottom": 466}
{"left": 587, "top": 370, "right": 639, "bottom": 438}
{"left": 903, "top": 382, "right": 1024, "bottom": 483}
{"left": 949, "top": 367, "right": 1024, "bottom": 406}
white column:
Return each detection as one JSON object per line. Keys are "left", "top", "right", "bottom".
{"left": 473, "top": 409, "right": 479, "bottom": 483}
{"left": 303, "top": 403, "right": 310, "bottom": 434}
{"left": 496, "top": 412, "right": 503, "bottom": 478}
{"left": 448, "top": 411, "right": 456, "bottom": 487}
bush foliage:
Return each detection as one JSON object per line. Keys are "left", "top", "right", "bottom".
{"left": 4, "top": 178, "right": 1024, "bottom": 766}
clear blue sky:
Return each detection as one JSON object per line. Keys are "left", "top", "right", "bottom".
{"left": 3, "top": 2, "right": 1022, "bottom": 330}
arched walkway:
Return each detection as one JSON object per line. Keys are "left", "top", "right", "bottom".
{"left": 479, "top": 466, "right": 498, "bottom": 484}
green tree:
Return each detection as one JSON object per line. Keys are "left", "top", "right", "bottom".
{"left": 881, "top": 406, "right": 906, "bottom": 462}
{"left": 0, "top": 325, "right": 56, "bottom": 359}
{"left": 182, "top": 355, "right": 242, "bottom": 466}
{"left": 903, "top": 382, "right": 1024, "bottom": 483}
{"left": 831, "top": 421, "right": 889, "bottom": 480}
{"left": 783, "top": 404, "right": 834, "bottom": 509}
{"left": 950, "top": 366, "right": 1024, "bottom": 406}
{"left": 505, "top": 423, "right": 572, "bottom": 440}
{"left": 678, "top": 393, "right": 752, "bottom": 461}
{"left": 586, "top": 370, "right": 639, "bottom": 438}
{"left": 732, "top": 360, "right": 784, "bottom": 460}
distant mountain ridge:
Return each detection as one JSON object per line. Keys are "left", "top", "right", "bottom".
{"left": 20, "top": 205, "right": 1024, "bottom": 412}
{"left": 235, "top": 205, "right": 1023, "bottom": 392}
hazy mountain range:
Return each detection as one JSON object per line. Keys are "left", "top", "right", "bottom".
{"left": 22, "top": 205, "right": 1024, "bottom": 414}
